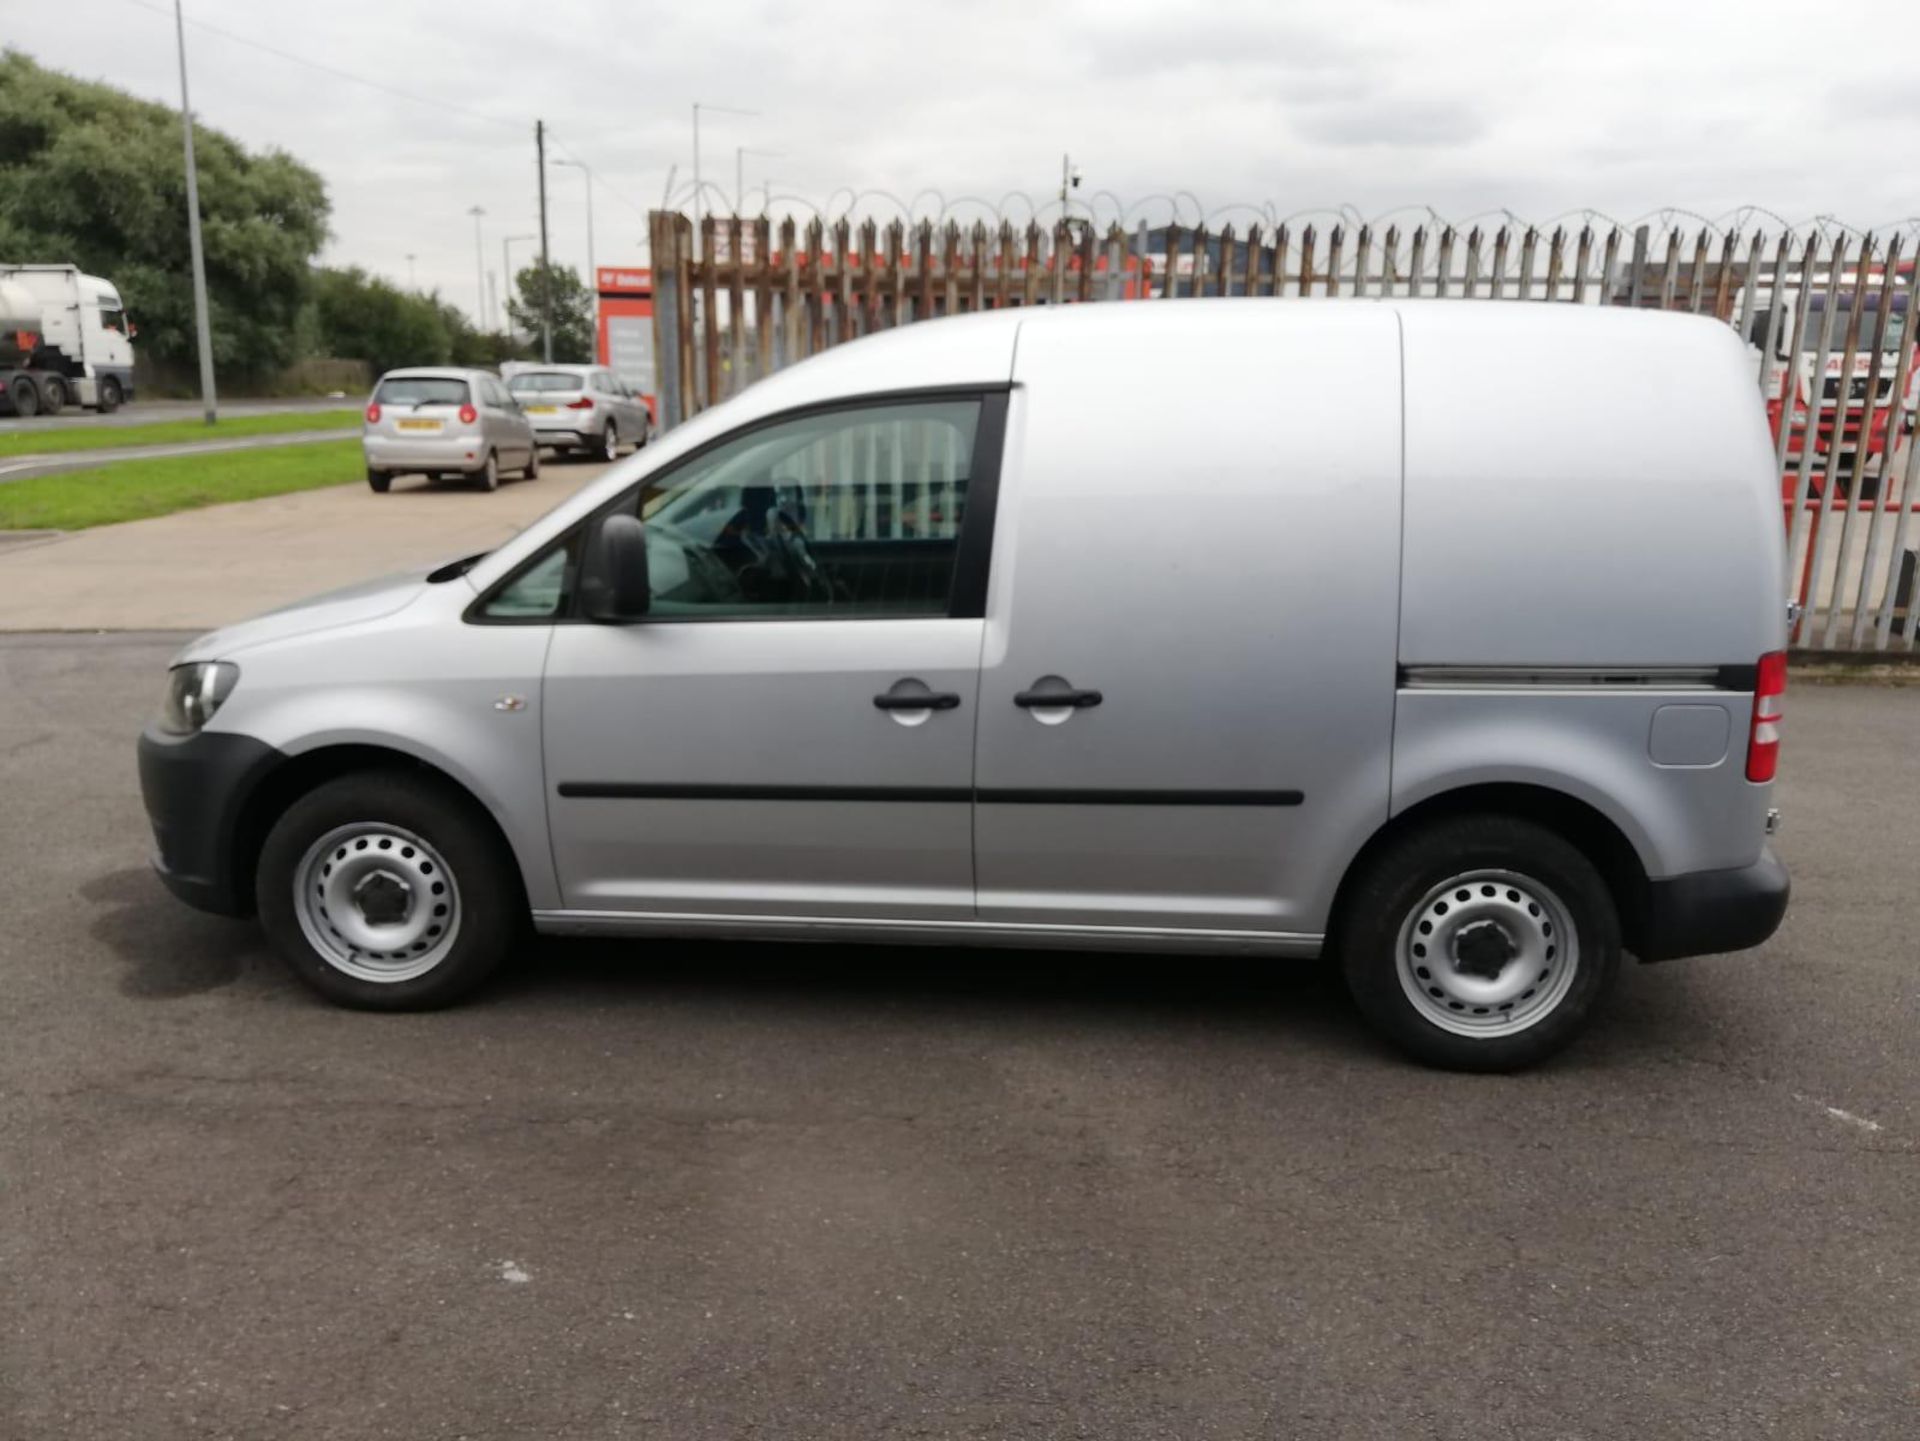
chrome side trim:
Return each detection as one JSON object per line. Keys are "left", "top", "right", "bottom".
{"left": 1400, "top": 664, "right": 1726, "bottom": 691}
{"left": 531, "top": 908, "right": 1324, "bottom": 956}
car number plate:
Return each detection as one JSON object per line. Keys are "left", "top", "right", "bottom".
{"left": 525, "top": 405, "right": 558, "bottom": 415}
{"left": 396, "top": 418, "right": 443, "bottom": 432}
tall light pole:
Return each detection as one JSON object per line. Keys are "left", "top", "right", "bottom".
{"left": 502, "top": 234, "right": 535, "bottom": 339}
{"left": 467, "top": 205, "right": 486, "bottom": 328}
{"left": 172, "top": 0, "right": 217, "bottom": 425}
{"left": 534, "top": 119, "right": 551, "bottom": 362}
{"left": 692, "top": 101, "right": 757, "bottom": 232}
{"left": 405, "top": 253, "right": 417, "bottom": 289}
{"left": 735, "top": 146, "right": 783, "bottom": 215}
{"left": 551, "top": 159, "right": 595, "bottom": 291}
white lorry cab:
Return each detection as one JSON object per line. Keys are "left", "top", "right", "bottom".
{"left": 1739, "top": 278, "right": 1916, "bottom": 479}
{"left": 0, "top": 264, "right": 136, "bottom": 416}
{"left": 137, "top": 300, "right": 1792, "bottom": 1071}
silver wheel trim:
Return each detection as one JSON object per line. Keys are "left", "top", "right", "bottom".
{"left": 292, "top": 822, "right": 462, "bottom": 983}
{"left": 1394, "top": 868, "right": 1579, "bottom": 1038}
{"left": 602, "top": 423, "right": 617, "bottom": 459}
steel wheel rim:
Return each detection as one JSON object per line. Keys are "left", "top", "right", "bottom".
{"left": 1395, "top": 869, "right": 1578, "bottom": 1037}
{"left": 292, "top": 822, "right": 461, "bottom": 983}
{"left": 602, "top": 424, "right": 616, "bottom": 460}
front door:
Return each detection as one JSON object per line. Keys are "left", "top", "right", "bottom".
{"left": 542, "top": 393, "right": 1004, "bottom": 920}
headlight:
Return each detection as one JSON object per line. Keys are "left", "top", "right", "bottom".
{"left": 159, "top": 662, "right": 239, "bottom": 735}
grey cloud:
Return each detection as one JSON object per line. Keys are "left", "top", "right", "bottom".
{"left": 1292, "top": 96, "right": 1485, "bottom": 148}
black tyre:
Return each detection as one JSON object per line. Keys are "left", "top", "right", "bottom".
{"left": 474, "top": 451, "right": 500, "bottom": 491}
{"left": 599, "top": 421, "right": 618, "bottom": 461}
{"left": 255, "top": 770, "right": 524, "bottom": 1010}
{"left": 367, "top": 468, "right": 392, "bottom": 493}
{"left": 1336, "top": 814, "right": 1621, "bottom": 1072}
{"left": 523, "top": 444, "right": 541, "bottom": 480}
{"left": 98, "top": 376, "right": 124, "bottom": 413}
{"left": 6, "top": 375, "right": 38, "bottom": 418}
{"left": 38, "top": 374, "right": 66, "bottom": 416}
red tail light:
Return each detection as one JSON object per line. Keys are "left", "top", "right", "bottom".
{"left": 365, "top": 402, "right": 381, "bottom": 423}
{"left": 566, "top": 396, "right": 595, "bottom": 410}
{"left": 458, "top": 403, "right": 478, "bottom": 425}
{"left": 1746, "top": 650, "right": 1787, "bottom": 782}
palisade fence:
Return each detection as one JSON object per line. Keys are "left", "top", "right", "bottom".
{"left": 649, "top": 210, "right": 1920, "bottom": 652}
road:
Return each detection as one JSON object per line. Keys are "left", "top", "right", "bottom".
{"left": 0, "top": 395, "right": 353, "bottom": 435}
{"left": 0, "top": 638, "right": 1914, "bottom": 1438}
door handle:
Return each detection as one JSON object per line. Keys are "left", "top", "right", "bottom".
{"left": 1013, "top": 688, "right": 1103, "bottom": 709}
{"left": 873, "top": 691, "right": 961, "bottom": 711}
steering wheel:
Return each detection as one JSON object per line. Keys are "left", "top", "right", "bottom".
{"left": 766, "top": 508, "right": 832, "bottom": 603}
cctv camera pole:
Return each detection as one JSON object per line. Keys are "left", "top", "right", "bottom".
{"left": 173, "top": 0, "right": 217, "bottom": 425}
{"left": 535, "top": 119, "right": 552, "bottom": 362}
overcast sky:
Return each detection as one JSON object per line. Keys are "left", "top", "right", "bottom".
{"left": 5, "top": 0, "right": 1914, "bottom": 326}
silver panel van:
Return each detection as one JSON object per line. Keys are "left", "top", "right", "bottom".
{"left": 139, "top": 301, "right": 1790, "bottom": 1069}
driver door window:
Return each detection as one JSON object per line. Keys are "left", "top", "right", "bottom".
{"left": 627, "top": 398, "right": 981, "bottom": 619}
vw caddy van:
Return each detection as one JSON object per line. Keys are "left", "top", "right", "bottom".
{"left": 139, "top": 301, "right": 1790, "bottom": 1070}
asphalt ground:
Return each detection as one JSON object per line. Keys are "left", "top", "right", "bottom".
{"left": 1, "top": 635, "right": 1915, "bottom": 1439}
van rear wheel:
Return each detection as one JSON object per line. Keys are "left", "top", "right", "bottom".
{"left": 1337, "top": 815, "right": 1620, "bottom": 1071}
{"left": 256, "top": 771, "right": 522, "bottom": 1010}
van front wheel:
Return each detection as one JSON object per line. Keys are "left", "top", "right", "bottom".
{"left": 1337, "top": 815, "right": 1620, "bottom": 1071}
{"left": 256, "top": 771, "right": 522, "bottom": 1010}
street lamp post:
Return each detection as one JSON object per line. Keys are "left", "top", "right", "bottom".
{"left": 692, "top": 101, "right": 757, "bottom": 233}
{"left": 551, "top": 159, "right": 595, "bottom": 294}
{"left": 172, "top": 0, "right": 217, "bottom": 425}
{"left": 467, "top": 205, "right": 486, "bottom": 330}
{"left": 735, "top": 146, "right": 784, "bottom": 215}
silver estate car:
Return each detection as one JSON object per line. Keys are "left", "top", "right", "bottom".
{"left": 507, "top": 364, "right": 652, "bottom": 462}
{"left": 363, "top": 367, "right": 540, "bottom": 493}
{"left": 138, "top": 301, "right": 1790, "bottom": 1071}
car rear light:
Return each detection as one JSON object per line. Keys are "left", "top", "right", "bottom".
{"left": 566, "top": 396, "right": 595, "bottom": 410}
{"left": 1746, "top": 650, "right": 1787, "bottom": 782}
{"left": 365, "top": 402, "right": 381, "bottom": 423}
{"left": 458, "top": 403, "right": 478, "bottom": 425}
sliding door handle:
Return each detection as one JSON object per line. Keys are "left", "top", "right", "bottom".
{"left": 874, "top": 691, "right": 962, "bottom": 711}
{"left": 1014, "top": 688, "right": 1103, "bottom": 710}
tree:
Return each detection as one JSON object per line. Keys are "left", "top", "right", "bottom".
{"left": 0, "top": 50, "right": 328, "bottom": 379}
{"left": 507, "top": 259, "right": 595, "bottom": 362}
{"left": 309, "top": 267, "right": 450, "bottom": 375}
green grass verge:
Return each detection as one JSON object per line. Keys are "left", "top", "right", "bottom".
{"left": 0, "top": 440, "right": 362, "bottom": 531}
{"left": 0, "top": 408, "right": 359, "bottom": 458}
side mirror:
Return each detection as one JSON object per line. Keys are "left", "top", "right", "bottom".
{"left": 578, "top": 513, "right": 651, "bottom": 622}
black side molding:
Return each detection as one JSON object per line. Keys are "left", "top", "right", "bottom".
{"left": 557, "top": 783, "right": 1305, "bottom": 807}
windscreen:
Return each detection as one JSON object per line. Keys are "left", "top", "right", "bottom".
{"left": 1801, "top": 294, "right": 1909, "bottom": 353}
{"left": 375, "top": 376, "right": 470, "bottom": 405}
{"left": 508, "top": 371, "right": 586, "bottom": 394}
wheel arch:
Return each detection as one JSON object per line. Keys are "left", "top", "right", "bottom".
{"left": 229, "top": 743, "right": 526, "bottom": 918}
{"left": 1328, "top": 782, "right": 1654, "bottom": 958}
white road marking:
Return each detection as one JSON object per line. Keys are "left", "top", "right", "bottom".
{"left": 1795, "top": 1093, "right": 1884, "bottom": 1134}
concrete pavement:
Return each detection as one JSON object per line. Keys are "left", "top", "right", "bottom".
{"left": 0, "top": 638, "right": 1915, "bottom": 1439}
{"left": 0, "top": 463, "right": 609, "bottom": 630}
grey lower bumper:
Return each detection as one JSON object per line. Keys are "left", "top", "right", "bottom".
{"left": 1637, "top": 846, "right": 1790, "bottom": 962}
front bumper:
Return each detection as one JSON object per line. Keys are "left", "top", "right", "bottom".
{"left": 1637, "top": 846, "right": 1790, "bottom": 962}
{"left": 137, "top": 724, "right": 285, "bottom": 916}
{"left": 363, "top": 436, "right": 488, "bottom": 474}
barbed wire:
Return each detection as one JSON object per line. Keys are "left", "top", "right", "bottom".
{"left": 666, "top": 188, "right": 1920, "bottom": 248}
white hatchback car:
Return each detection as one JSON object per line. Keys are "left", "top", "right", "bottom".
{"left": 507, "top": 364, "right": 652, "bottom": 462}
